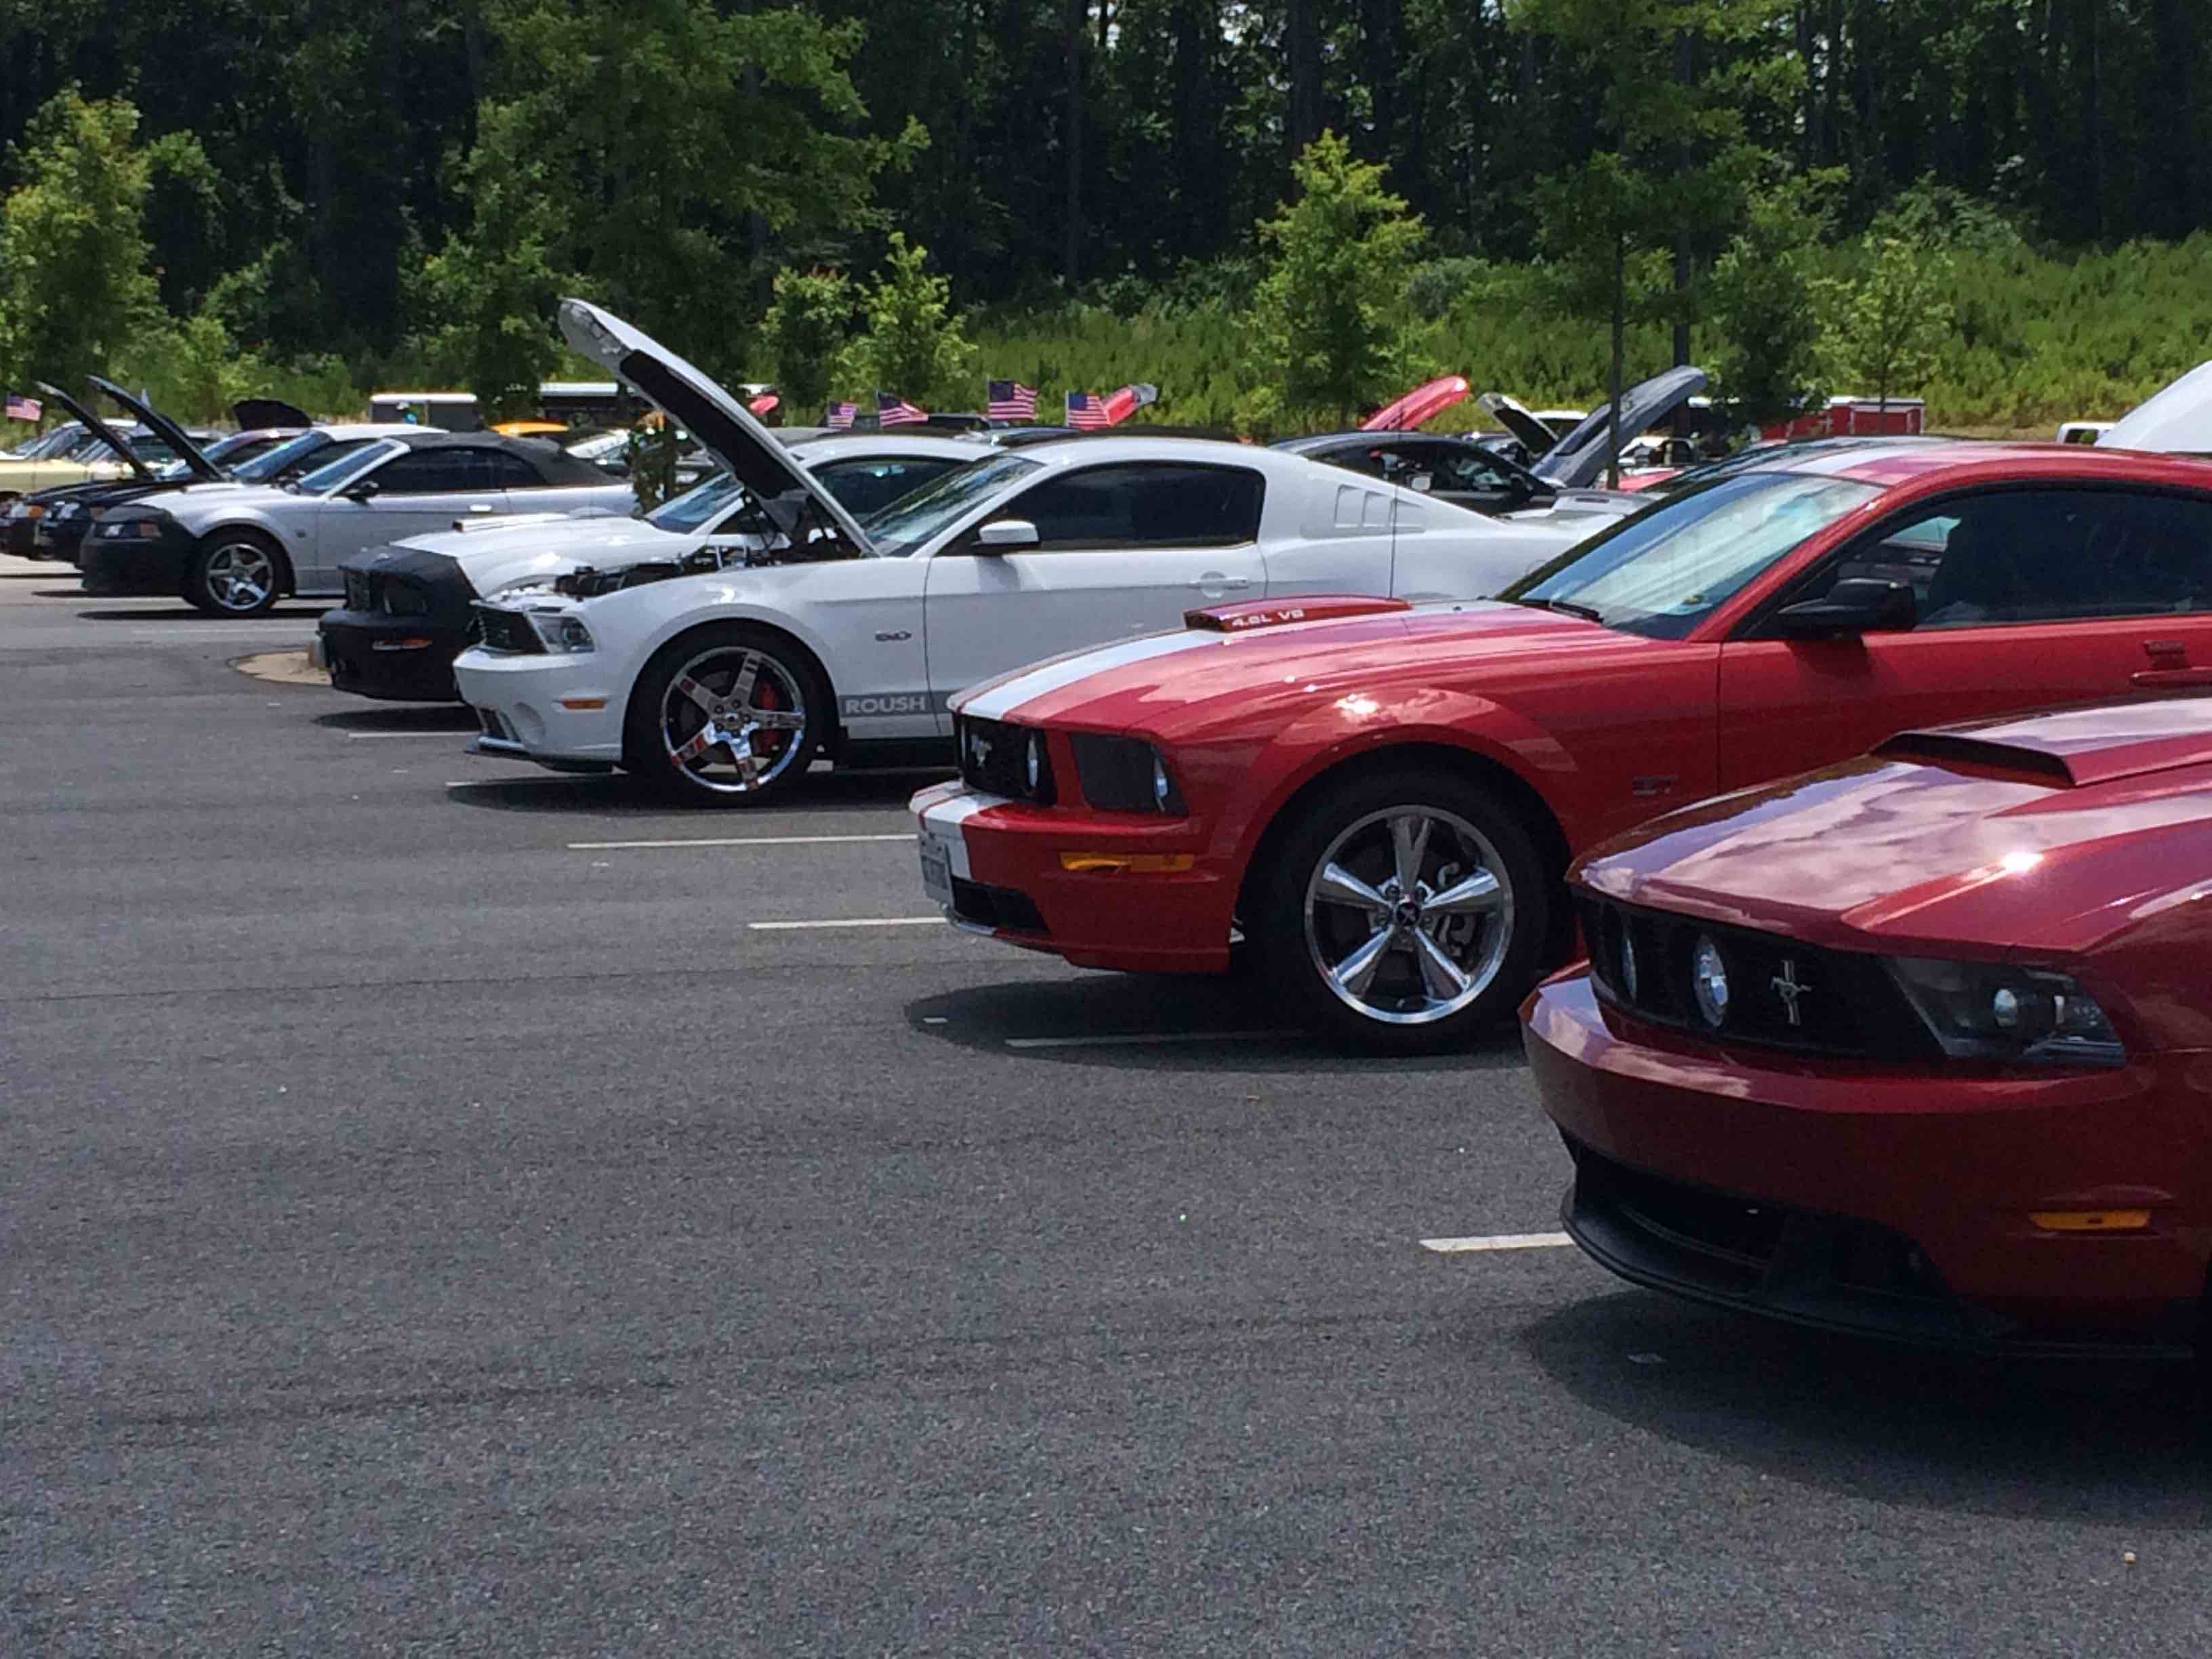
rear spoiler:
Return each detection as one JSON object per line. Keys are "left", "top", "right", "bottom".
{"left": 1185, "top": 594, "right": 1411, "bottom": 633}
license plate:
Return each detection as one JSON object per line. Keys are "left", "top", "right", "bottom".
{"left": 918, "top": 837, "right": 954, "bottom": 907}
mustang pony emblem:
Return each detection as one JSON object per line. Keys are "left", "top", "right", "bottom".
{"left": 1770, "top": 959, "right": 1809, "bottom": 1027}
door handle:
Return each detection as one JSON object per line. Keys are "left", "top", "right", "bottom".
{"left": 2131, "top": 668, "right": 2212, "bottom": 689}
{"left": 467, "top": 502, "right": 495, "bottom": 513}
{"left": 1189, "top": 574, "right": 1252, "bottom": 592}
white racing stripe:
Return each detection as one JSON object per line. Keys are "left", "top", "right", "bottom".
{"left": 572, "top": 832, "right": 916, "bottom": 851}
{"left": 1419, "top": 1232, "right": 1574, "bottom": 1254}
{"left": 958, "top": 629, "right": 1225, "bottom": 720}
{"left": 746, "top": 916, "right": 943, "bottom": 930}
{"left": 345, "top": 729, "right": 474, "bottom": 741}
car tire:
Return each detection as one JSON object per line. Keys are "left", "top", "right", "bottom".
{"left": 624, "top": 623, "right": 830, "bottom": 807}
{"left": 184, "top": 531, "right": 285, "bottom": 615}
{"left": 1250, "top": 764, "right": 1549, "bottom": 1052}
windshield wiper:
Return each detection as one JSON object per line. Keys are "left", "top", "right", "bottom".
{"left": 1518, "top": 596, "right": 1605, "bottom": 624}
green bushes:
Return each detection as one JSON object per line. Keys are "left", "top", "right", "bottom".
{"left": 970, "top": 235, "right": 2212, "bottom": 434}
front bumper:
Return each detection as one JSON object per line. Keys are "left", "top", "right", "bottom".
{"left": 910, "top": 779, "right": 1236, "bottom": 973}
{"left": 33, "top": 518, "right": 87, "bottom": 565}
{"left": 1522, "top": 971, "right": 2207, "bottom": 1355}
{"left": 453, "top": 647, "right": 626, "bottom": 767}
{"left": 79, "top": 522, "right": 196, "bottom": 596}
{"left": 5, "top": 512, "right": 45, "bottom": 557}
{"left": 320, "top": 611, "right": 468, "bottom": 702}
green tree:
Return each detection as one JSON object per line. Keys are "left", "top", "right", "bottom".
{"left": 0, "top": 88, "right": 161, "bottom": 394}
{"left": 1507, "top": 0, "right": 1794, "bottom": 479}
{"left": 1827, "top": 235, "right": 1955, "bottom": 414}
{"left": 842, "top": 234, "right": 974, "bottom": 409}
{"left": 1705, "top": 178, "right": 1833, "bottom": 428}
{"left": 417, "top": 103, "right": 568, "bottom": 417}
{"left": 761, "top": 268, "right": 855, "bottom": 417}
{"left": 436, "top": 0, "right": 914, "bottom": 380}
{"left": 1242, "top": 130, "right": 1430, "bottom": 431}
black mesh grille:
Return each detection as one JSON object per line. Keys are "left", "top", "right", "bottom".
{"left": 956, "top": 716, "right": 1054, "bottom": 803}
{"left": 1577, "top": 894, "right": 1938, "bottom": 1061}
{"left": 472, "top": 605, "right": 544, "bottom": 655}
{"left": 950, "top": 876, "right": 1048, "bottom": 935}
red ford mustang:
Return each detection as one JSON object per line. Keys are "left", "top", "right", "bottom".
{"left": 913, "top": 441, "right": 2212, "bottom": 1048}
{"left": 1525, "top": 696, "right": 2212, "bottom": 1354}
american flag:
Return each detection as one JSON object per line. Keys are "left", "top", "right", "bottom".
{"left": 5, "top": 392, "right": 41, "bottom": 422}
{"left": 824, "top": 400, "right": 857, "bottom": 429}
{"left": 876, "top": 391, "right": 926, "bottom": 426}
{"left": 1065, "top": 390, "right": 1110, "bottom": 430}
{"left": 986, "top": 380, "right": 1038, "bottom": 422}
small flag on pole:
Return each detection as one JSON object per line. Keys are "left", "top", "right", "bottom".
{"left": 825, "top": 400, "right": 857, "bottom": 429}
{"left": 747, "top": 392, "right": 781, "bottom": 418}
{"left": 986, "top": 380, "right": 1038, "bottom": 422}
{"left": 1065, "top": 390, "right": 1110, "bottom": 430}
{"left": 876, "top": 391, "right": 926, "bottom": 427}
{"left": 5, "top": 392, "right": 42, "bottom": 422}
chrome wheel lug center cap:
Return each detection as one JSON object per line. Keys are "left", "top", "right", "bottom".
{"left": 1393, "top": 899, "right": 1423, "bottom": 929}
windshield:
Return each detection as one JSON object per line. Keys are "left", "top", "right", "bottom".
{"left": 1502, "top": 471, "right": 1885, "bottom": 638}
{"left": 293, "top": 439, "right": 399, "bottom": 496}
{"left": 14, "top": 425, "right": 85, "bottom": 459}
{"left": 230, "top": 430, "right": 330, "bottom": 483}
{"left": 861, "top": 453, "right": 1042, "bottom": 557}
{"left": 646, "top": 470, "right": 744, "bottom": 533}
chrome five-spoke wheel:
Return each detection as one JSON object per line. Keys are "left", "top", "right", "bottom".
{"left": 1303, "top": 806, "right": 1514, "bottom": 1026}
{"left": 1256, "top": 767, "right": 1549, "bottom": 1050}
{"left": 661, "top": 647, "right": 809, "bottom": 794}
{"left": 188, "top": 535, "right": 283, "bottom": 615}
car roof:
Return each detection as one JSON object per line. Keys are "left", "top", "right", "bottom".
{"left": 1740, "top": 440, "right": 2212, "bottom": 490}
{"left": 1275, "top": 430, "right": 1504, "bottom": 452}
{"left": 363, "top": 427, "right": 617, "bottom": 485}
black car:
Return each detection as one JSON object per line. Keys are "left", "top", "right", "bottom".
{"left": 1271, "top": 429, "right": 1558, "bottom": 516}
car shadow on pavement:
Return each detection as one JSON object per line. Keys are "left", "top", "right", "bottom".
{"left": 73, "top": 602, "right": 328, "bottom": 619}
{"left": 1521, "top": 1290, "right": 2212, "bottom": 1525}
{"left": 905, "top": 974, "right": 1529, "bottom": 1074}
{"left": 314, "top": 705, "right": 481, "bottom": 733}
{"left": 441, "top": 765, "right": 950, "bottom": 815}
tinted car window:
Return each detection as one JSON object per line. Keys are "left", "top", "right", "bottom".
{"left": 373, "top": 447, "right": 493, "bottom": 494}
{"left": 1799, "top": 488, "right": 2212, "bottom": 630}
{"left": 811, "top": 455, "right": 964, "bottom": 518}
{"left": 1008, "top": 463, "right": 1265, "bottom": 551}
{"left": 480, "top": 450, "right": 548, "bottom": 488}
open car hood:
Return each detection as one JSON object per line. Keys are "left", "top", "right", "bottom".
{"left": 34, "top": 382, "right": 153, "bottom": 480}
{"left": 556, "top": 299, "right": 875, "bottom": 556}
{"left": 90, "top": 375, "right": 224, "bottom": 482}
{"left": 2097, "top": 361, "right": 2212, "bottom": 454}
{"left": 232, "top": 396, "right": 312, "bottom": 430}
{"left": 1477, "top": 393, "right": 1563, "bottom": 457}
{"left": 1523, "top": 367, "right": 1709, "bottom": 488}
{"left": 1364, "top": 376, "right": 1470, "bottom": 433}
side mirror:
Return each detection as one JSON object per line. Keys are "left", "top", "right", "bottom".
{"left": 1771, "top": 577, "right": 1917, "bottom": 638}
{"left": 972, "top": 518, "right": 1039, "bottom": 552}
{"left": 1407, "top": 473, "right": 1434, "bottom": 494}
{"left": 342, "top": 479, "right": 380, "bottom": 501}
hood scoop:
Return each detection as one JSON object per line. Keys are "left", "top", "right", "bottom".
{"left": 1878, "top": 704, "right": 2212, "bottom": 789}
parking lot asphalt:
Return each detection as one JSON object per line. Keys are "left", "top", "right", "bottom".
{"left": 6, "top": 554, "right": 2212, "bottom": 1655}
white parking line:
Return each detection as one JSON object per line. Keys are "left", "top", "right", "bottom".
{"left": 746, "top": 916, "right": 943, "bottom": 931}
{"left": 572, "top": 832, "right": 916, "bottom": 851}
{"left": 1004, "top": 1029, "right": 1290, "bottom": 1050}
{"left": 1419, "top": 1232, "right": 1574, "bottom": 1254}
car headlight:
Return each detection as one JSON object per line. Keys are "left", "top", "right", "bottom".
{"left": 525, "top": 611, "right": 595, "bottom": 653}
{"left": 97, "top": 518, "right": 163, "bottom": 539}
{"left": 1887, "top": 957, "right": 2124, "bottom": 1067}
{"left": 1690, "top": 934, "right": 1730, "bottom": 1028}
{"left": 23, "top": 502, "right": 44, "bottom": 520}
{"left": 1071, "top": 733, "right": 1188, "bottom": 814}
